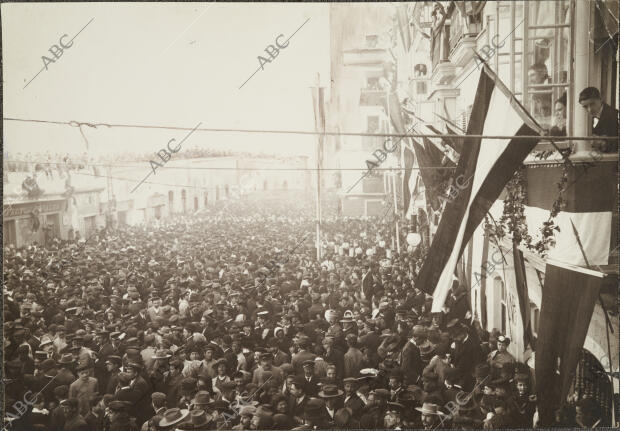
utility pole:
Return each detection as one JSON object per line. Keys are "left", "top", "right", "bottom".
{"left": 311, "top": 74, "right": 325, "bottom": 261}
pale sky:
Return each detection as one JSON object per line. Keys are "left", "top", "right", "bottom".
{"left": 2, "top": 2, "right": 331, "bottom": 158}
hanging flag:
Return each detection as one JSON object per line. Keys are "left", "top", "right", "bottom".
{"left": 415, "top": 65, "right": 542, "bottom": 311}
{"left": 410, "top": 137, "right": 442, "bottom": 211}
{"left": 512, "top": 241, "right": 535, "bottom": 349}
{"left": 403, "top": 145, "right": 416, "bottom": 217}
{"left": 395, "top": 3, "right": 412, "bottom": 52}
{"left": 535, "top": 262, "right": 604, "bottom": 427}
{"left": 427, "top": 123, "right": 462, "bottom": 155}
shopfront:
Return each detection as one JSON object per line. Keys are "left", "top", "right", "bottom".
{"left": 3, "top": 199, "right": 65, "bottom": 247}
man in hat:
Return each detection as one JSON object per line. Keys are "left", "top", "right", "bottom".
{"left": 69, "top": 362, "right": 99, "bottom": 417}
{"left": 342, "top": 377, "right": 365, "bottom": 416}
{"left": 56, "top": 353, "right": 78, "bottom": 386}
{"left": 292, "top": 398, "right": 329, "bottom": 430}
{"left": 319, "top": 384, "right": 344, "bottom": 425}
{"left": 252, "top": 352, "right": 283, "bottom": 387}
{"left": 60, "top": 398, "right": 89, "bottom": 431}
{"left": 288, "top": 376, "right": 309, "bottom": 424}
{"left": 291, "top": 336, "right": 316, "bottom": 376}
{"left": 416, "top": 402, "right": 443, "bottom": 430}
{"left": 104, "top": 355, "right": 122, "bottom": 394}
{"left": 451, "top": 324, "right": 483, "bottom": 385}
{"left": 400, "top": 325, "right": 425, "bottom": 385}
{"left": 487, "top": 335, "right": 516, "bottom": 370}
{"left": 388, "top": 369, "right": 406, "bottom": 401}
{"left": 384, "top": 402, "right": 405, "bottom": 429}
{"left": 124, "top": 362, "right": 151, "bottom": 425}
{"left": 300, "top": 359, "right": 320, "bottom": 397}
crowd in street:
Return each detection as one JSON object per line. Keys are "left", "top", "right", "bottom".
{"left": 3, "top": 193, "right": 606, "bottom": 430}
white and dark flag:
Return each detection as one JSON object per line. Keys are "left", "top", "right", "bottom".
{"left": 416, "top": 65, "right": 542, "bottom": 312}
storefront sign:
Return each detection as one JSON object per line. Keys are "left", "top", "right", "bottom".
{"left": 3, "top": 201, "right": 63, "bottom": 218}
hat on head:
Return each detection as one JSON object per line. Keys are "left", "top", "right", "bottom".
{"left": 192, "top": 390, "right": 211, "bottom": 406}
{"left": 415, "top": 402, "right": 440, "bottom": 415}
{"left": 105, "top": 356, "right": 122, "bottom": 367}
{"left": 108, "top": 400, "right": 130, "bottom": 412}
{"left": 497, "top": 335, "right": 511, "bottom": 345}
{"left": 159, "top": 408, "right": 190, "bottom": 427}
{"left": 319, "top": 385, "right": 344, "bottom": 398}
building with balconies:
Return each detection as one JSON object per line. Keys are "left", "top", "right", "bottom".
{"left": 394, "top": 0, "right": 618, "bottom": 406}
{"left": 327, "top": 3, "right": 396, "bottom": 216}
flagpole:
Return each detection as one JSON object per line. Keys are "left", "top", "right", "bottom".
{"left": 312, "top": 74, "right": 325, "bottom": 262}
{"left": 386, "top": 87, "right": 400, "bottom": 254}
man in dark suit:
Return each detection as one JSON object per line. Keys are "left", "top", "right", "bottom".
{"left": 451, "top": 324, "right": 483, "bottom": 391}
{"left": 291, "top": 337, "right": 316, "bottom": 376}
{"left": 400, "top": 325, "right": 425, "bottom": 385}
{"left": 289, "top": 376, "right": 309, "bottom": 425}
{"left": 579, "top": 86, "right": 618, "bottom": 152}
{"left": 342, "top": 378, "right": 365, "bottom": 417}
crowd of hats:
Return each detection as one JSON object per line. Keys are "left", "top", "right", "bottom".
{"left": 3, "top": 193, "right": 600, "bottom": 430}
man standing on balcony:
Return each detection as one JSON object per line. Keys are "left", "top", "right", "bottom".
{"left": 579, "top": 87, "right": 618, "bottom": 152}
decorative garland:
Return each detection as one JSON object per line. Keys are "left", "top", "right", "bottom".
{"left": 530, "top": 160, "right": 568, "bottom": 255}
{"left": 496, "top": 166, "right": 532, "bottom": 247}
{"left": 485, "top": 162, "right": 569, "bottom": 257}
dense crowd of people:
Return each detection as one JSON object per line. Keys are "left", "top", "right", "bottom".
{"left": 3, "top": 148, "right": 300, "bottom": 177}
{"left": 3, "top": 193, "right": 607, "bottom": 430}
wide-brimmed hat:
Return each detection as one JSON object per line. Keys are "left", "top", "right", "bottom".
{"left": 415, "top": 402, "right": 440, "bottom": 415}
{"left": 159, "top": 408, "right": 190, "bottom": 427}
{"left": 318, "top": 385, "right": 344, "bottom": 398}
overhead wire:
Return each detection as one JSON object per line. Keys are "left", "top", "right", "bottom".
{"left": 6, "top": 159, "right": 458, "bottom": 171}
{"left": 3, "top": 117, "right": 617, "bottom": 141}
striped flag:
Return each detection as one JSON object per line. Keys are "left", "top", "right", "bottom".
{"left": 535, "top": 262, "right": 603, "bottom": 426}
{"left": 416, "top": 65, "right": 542, "bottom": 312}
